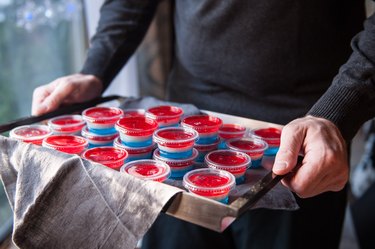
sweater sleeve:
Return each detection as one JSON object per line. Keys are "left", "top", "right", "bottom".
{"left": 80, "top": 0, "right": 159, "bottom": 89}
{"left": 308, "top": 12, "right": 375, "bottom": 142}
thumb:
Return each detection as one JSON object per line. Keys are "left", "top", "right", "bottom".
{"left": 272, "top": 124, "right": 304, "bottom": 175}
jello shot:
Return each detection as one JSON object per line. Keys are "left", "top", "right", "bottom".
{"left": 153, "top": 148, "right": 198, "bottom": 179}
{"left": 205, "top": 150, "right": 251, "bottom": 184}
{"left": 251, "top": 127, "right": 282, "bottom": 156}
{"left": 145, "top": 105, "right": 184, "bottom": 128}
{"left": 9, "top": 125, "right": 52, "bottom": 145}
{"left": 218, "top": 123, "right": 247, "bottom": 149}
{"left": 194, "top": 137, "right": 220, "bottom": 163}
{"left": 48, "top": 115, "right": 85, "bottom": 135}
{"left": 82, "top": 106, "right": 123, "bottom": 135}
{"left": 123, "top": 108, "right": 145, "bottom": 118}
{"left": 82, "top": 146, "right": 128, "bottom": 171}
{"left": 115, "top": 116, "right": 158, "bottom": 147}
{"left": 81, "top": 126, "right": 118, "bottom": 148}
{"left": 181, "top": 115, "right": 222, "bottom": 145}
{"left": 153, "top": 127, "right": 199, "bottom": 159}
{"left": 114, "top": 137, "right": 155, "bottom": 162}
{"left": 42, "top": 135, "right": 88, "bottom": 154}
{"left": 121, "top": 159, "right": 171, "bottom": 182}
{"left": 226, "top": 137, "right": 268, "bottom": 168}
{"left": 183, "top": 168, "right": 236, "bottom": 204}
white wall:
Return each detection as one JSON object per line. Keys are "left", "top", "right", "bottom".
{"left": 83, "top": 0, "right": 139, "bottom": 98}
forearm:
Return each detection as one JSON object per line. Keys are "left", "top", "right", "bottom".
{"left": 81, "top": 0, "right": 159, "bottom": 90}
{"left": 308, "top": 12, "right": 375, "bottom": 142}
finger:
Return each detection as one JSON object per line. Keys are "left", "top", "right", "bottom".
{"left": 32, "top": 83, "right": 55, "bottom": 116}
{"left": 272, "top": 122, "right": 305, "bottom": 175}
{"left": 42, "top": 81, "right": 76, "bottom": 113}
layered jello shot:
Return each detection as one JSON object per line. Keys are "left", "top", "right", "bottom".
{"left": 42, "top": 135, "right": 88, "bottom": 154}
{"left": 82, "top": 146, "right": 128, "bottom": 171}
{"left": 226, "top": 137, "right": 268, "bottom": 168}
{"left": 81, "top": 126, "right": 118, "bottom": 148}
{"left": 82, "top": 106, "right": 123, "bottom": 135}
{"left": 218, "top": 124, "right": 247, "bottom": 149}
{"left": 121, "top": 159, "right": 170, "bottom": 182}
{"left": 153, "top": 148, "right": 198, "bottom": 179}
{"left": 114, "top": 137, "right": 155, "bottom": 162}
{"left": 251, "top": 127, "right": 282, "bottom": 156}
{"left": 181, "top": 115, "right": 222, "bottom": 145}
{"left": 205, "top": 150, "right": 251, "bottom": 184}
{"left": 145, "top": 105, "right": 183, "bottom": 128}
{"left": 10, "top": 125, "right": 52, "bottom": 145}
{"left": 48, "top": 115, "right": 85, "bottom": 135}
{"left": 153, "top": 127, "right": 199, "bottom": 159}
{"left": 115, "top": 116, "right": 158, "bottom": 147}
{"left": 183, "top": 168, "right": 236, "bottom": 204}
{"left": 194, "top": 137, "right": 220, "bottom": 163}
{"left": 123, "top": 108, "right": 145, "bottom": 118}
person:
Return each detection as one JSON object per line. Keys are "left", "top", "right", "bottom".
{"left": 31, "top": 1, "right": 375, "bottom": 248}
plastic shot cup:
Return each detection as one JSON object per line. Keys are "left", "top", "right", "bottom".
{"left": 121, "top": 159, "right": 171, "bottom": 182}
{"left": 181, "top": 115, "right": 223, "bottom": 145}
{"left": 115, "top": 116, "right": 158, "bottom": 147}
{"left": 194, "top": 137, "right": 220, "bottom": 163}
{"left": 114, "top": 137, "right": 155, "bottom": 162}
{"left": 183, "top": 168, "right": 236, "bottom": 204}
{"left": 218, "top": 124, "right": 247, "bottom": 149}
{"left": 9, "top": 125, "right": 52, "bottom": 145}
{"left": 145, "top": 105, "right": 184, "bottom": 128}
{"left": 82, "top": 106, "right": 124, "bottom": 135}
{"left": 205, "top": 150, "right": 251, "bottom": 184}
{"left": 250, "top": 127, "right": 282, "bottom": 156}
{"left": 123, "top": 108, "right": 145, "bottom": 118}
{"left": 42, "top": 135, "right": 88, "bottom": 154}
{"left": 82, "top": 146, "right": 128, "bottom": 171}
{"left": 153, "top": 148, "right": 198, "bottom": 179}
{"left": 48, "top": 115, "right": 85, "bottom": 135}
{"left": 153, "top": 127, "right": 199, "bottom": 159}
{"left": 226, "top": 137, "right": 268, "bottom": 168}
{"left": 81, "top": 126, "right": 119, "bottom": 148}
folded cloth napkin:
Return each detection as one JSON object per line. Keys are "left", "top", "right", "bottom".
{"left": 0, "top": 137, "right": 182, "bottom": 249}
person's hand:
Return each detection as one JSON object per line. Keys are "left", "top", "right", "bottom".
{"left": 32, "top": 74, "right": 103, "bottom": 116}
{"left": 272, "top": 115, "right": 348, "bottom": 198}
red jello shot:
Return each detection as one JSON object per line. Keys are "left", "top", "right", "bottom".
{"left": 145, "top": 105, "right": 184, "bottom": 128}
{"left": 120, "top": 159, "right": 170, "bottom": 182}
{"left": 181, "top": 115, "right": 223, "bottom": 145}
{"left": 82, "top": 146, "right": 128, "bottom": 171}
{"left": 82, "top": 106, "right": 124, "bottom": 135}
{"left": 153, "top": 148, "right": 198, "bottom": 179}
{"left": 218, "top": 124, "right": 247, "bottom": 149}
{"left": 81, "top": 126, "right": 119, "bottom": 148}
{"left": 205, "top": 150, "right": 251, "bottom": 184}
{"left": 194, "top": 137, "right": 220, "bottom": 163}
{"left": 115, "top": 116, "right": 158, "bottom": 147}
{"left": 48, "top": 115, "right": 85, "bottom": 135}
{"left": 153, "top": 127, "right": 199, "bottom": 159}
{"left": 183, "top": 168, "right": 236, "bottom": 204}
{"left": 113, "top": 137, "right": 155, "bottom": 162}
{"left": 226, "top": 137, "right": 268, "bottom": 169}
{"left": 42, "top": 135, "right": 88, "bottom": 154}
{"left": 123, "top": 108, "right": 145, "bottom": 118}
{"left": 251, "top": 127, "right": 282, "bottom": 156}
{"left": 9, "top": 125, "right": 52, "bottom": 145}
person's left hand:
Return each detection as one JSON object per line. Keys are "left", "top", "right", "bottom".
{"left": 272, "top": 115, "right": 348, "bottom": 198}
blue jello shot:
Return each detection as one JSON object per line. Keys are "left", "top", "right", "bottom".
{"left": 153, "top": 127, "right": 199, "bottom": 159}
{"left": 81, "top": 126, "right": 119, "bottom": 148}
{"left": 115, "top": 116, "right": 158, "bottom": 147}
{"left": 194, "top": 137, "right": 220, "bottom": 163}
{"left": 250, "top": 127, "right": 282, "bottom": 156}
{"left": 145, "top": 105, "right": 184, "bottom": 128}
{"left": 114, "top": 137, "right": 155, "bottom": 162}
{"left": 82, "top": 106, "right": 124, "bottom": 135}
{"left": 218, "top": 123, "right": 247, "bottom": 149}
{"left": 153, "top": 148, "right": 198, "bottom": 179}
{"left": 181, "top": 115, "right": 223, "bottom": 145}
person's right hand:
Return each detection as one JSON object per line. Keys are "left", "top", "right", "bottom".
{"left": 32, "top": 74, "right": 103, "bottom": 116}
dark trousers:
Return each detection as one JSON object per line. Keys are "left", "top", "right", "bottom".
{"left": 142, "top": 188, "right": 347, "bottom": 249}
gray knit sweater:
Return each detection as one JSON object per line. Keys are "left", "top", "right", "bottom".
{"left": 81, "top": 0, "right": 374, "bottom": 141}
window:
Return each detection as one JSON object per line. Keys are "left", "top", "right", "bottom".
{"left": 0, "top": 0, "right": 86, "bottom": 241}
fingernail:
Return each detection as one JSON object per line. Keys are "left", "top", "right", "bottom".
{"left": 273, "top": 161, "right": 288, "bottom": 172}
